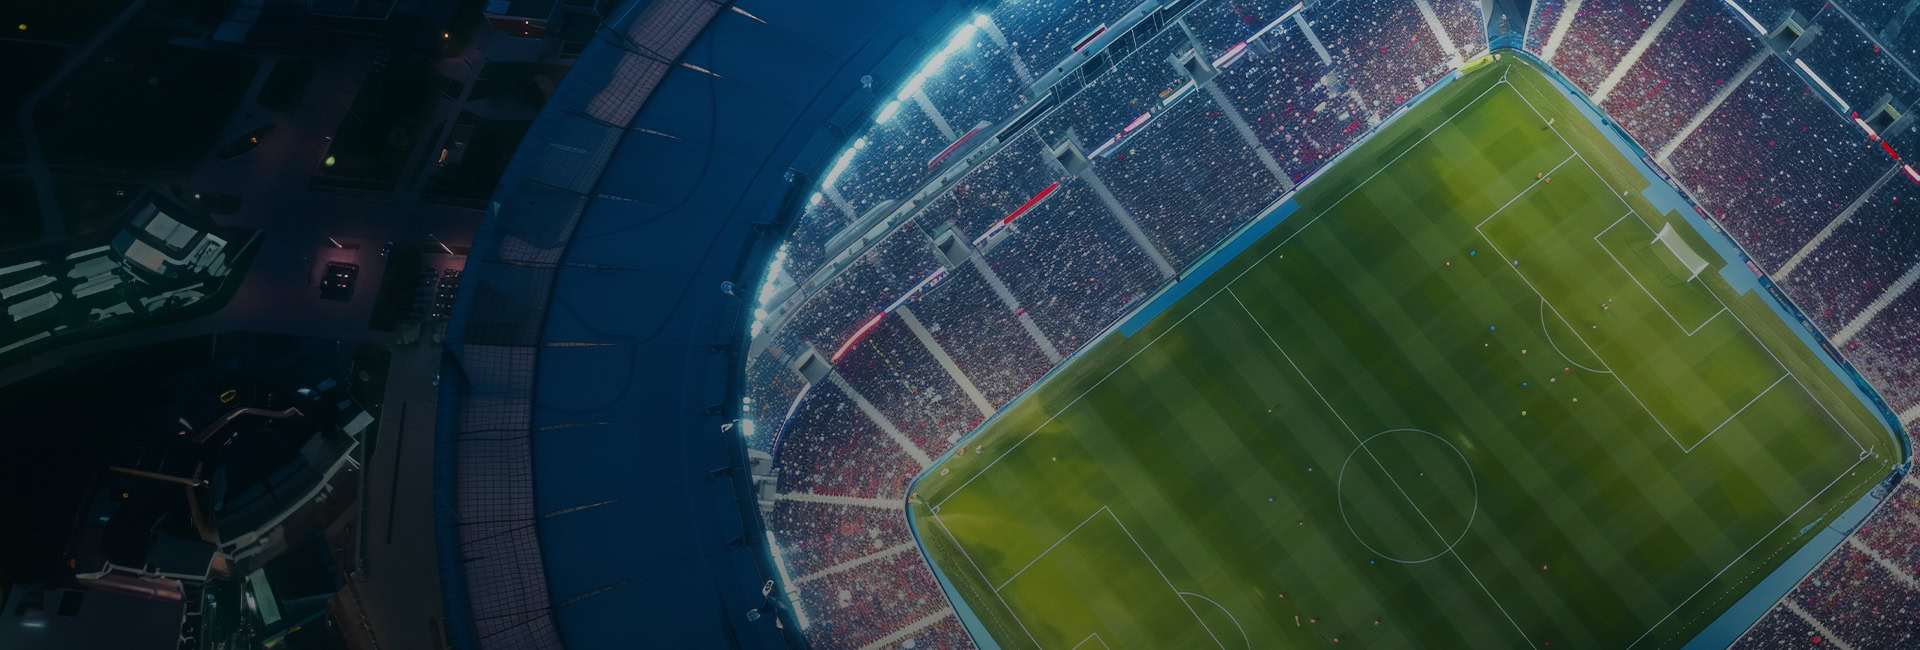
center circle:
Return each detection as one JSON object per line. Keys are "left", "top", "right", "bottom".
{"left": 1336, "top": 428, "right": 1478, "bottom": 564}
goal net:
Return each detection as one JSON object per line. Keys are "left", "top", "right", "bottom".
{"left": 1653, "top": 223, "right": 1711, "bottom": 282}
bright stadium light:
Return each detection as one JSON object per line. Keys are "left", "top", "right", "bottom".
{"left": 824, "top": 148, "right": 858, "bottom": 186}
{"left": 876, "top": 100, "right": 902, "bottom": 124}
{"left": 973, "top": 14, "right": 991, "bottom": 27}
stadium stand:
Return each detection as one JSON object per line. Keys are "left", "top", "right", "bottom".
{"left": 1665, "top": 58, "right": 1887, "bottom": 269}
{"left": 1794, "top": 10, "right": 1920, "bottom": 114}
{"left": 1732, "top": 476, "right": 1920, "bottom": 649}
{"left": 1598, "top": 0, "right": 1761, "bottom": 151}
{"left": 1312, "top": 0, "right": 1456, "bottom": 109}
{"left": 906, "top": 264, "right": 1056, "bottom": 406}
{"left": 1845, "top": 291, "right": 1920, "bottom": 421}
{"left": 1549, "top": 0, "right": 1669, "bottom": 93}
{"left": 1524, "top": 0, "right": 1571, "bottom": 54}
{"left": 1777, "top": 179, "right": 1920, "bottom": 339}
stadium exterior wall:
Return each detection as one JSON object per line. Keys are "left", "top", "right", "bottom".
{"left": 435, "top": 0, "right": 981, "bottom": 647}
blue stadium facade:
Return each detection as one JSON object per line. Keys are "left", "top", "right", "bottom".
{"left": 436, "top": 0, "right": 1920, "bottom": 648}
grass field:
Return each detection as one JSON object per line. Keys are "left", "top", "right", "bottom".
{"left": 907, "top": 58, "right": 1899, "bottom": 649}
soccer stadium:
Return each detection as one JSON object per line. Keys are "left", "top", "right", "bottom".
{"left": 434, "top": 0, "right": 1920, "bottom": 649}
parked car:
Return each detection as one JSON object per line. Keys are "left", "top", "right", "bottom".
{"left": 320, "top": 262, "right": 359, "bottom": 301}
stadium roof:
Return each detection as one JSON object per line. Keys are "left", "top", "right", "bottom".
{"left": 434, "top": 1, "right": 976, "bottom": 648}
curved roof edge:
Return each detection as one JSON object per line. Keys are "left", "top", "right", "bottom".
{"left": 434, "top": 0, "right": 979, "bottom": 648}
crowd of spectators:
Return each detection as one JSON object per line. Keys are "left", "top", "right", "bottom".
{"left": 1211, "top": 26, "right": 1378, "bottom": 178}
{"left": 1794, "top": 10, "right": 1919, "bottom": 116}
{"left": 908, "top": 264, "right": 1057, "bottom": 405}
{"left": 1525, "top": 0, "right": 1571, "bottom": 54}
{"left": 1313, "top": 0, "right": 1456, "bottom": 112}
{"left": 1778, "top": 180, "right": 1920, "bottom": 338}
{"left": 1843, "top": 291, "right": 1920, "bottom": 420}
{"left": 1433, "top": 0, "right": 1491, "bottom": 60}
{"left": 1666, "top": 58, "right": 1886, "bottom": 269}
{"left": 770, "top": 500, "right": 914, "bottom": 579}
{"left": 833, "top": 316, "right": 986, "bottom": 453}
{"left": 988, "top": 181, "right": 1169, "bottom": 352}
{"left": 1083, "top": 93, "right": 1289, "bottom": 268}
{"left": 1599, "top": 0, "right": 1759, "bottom": 152}
{"left": 772, "top": 384, "right": 920, "bottom": 500}
{"left": 750, "top": 0, "right": 1920, "bottom": 648}
{"left": 1732, "top": 476, "right": 1920, "bottom": 649}
{"left": 795, "top": 551, "right": 954, "bottom": 649}
{"left": 1549, "top": 0, "right": 1669, "bottom": 93}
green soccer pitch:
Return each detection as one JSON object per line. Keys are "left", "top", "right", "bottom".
{"left": 906, "top": 57, "right": 1901, "bottom": 650}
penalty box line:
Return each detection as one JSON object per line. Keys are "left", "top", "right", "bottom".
{"left": 931, "top": 66, "right": 1523, "bottom": 511}
{"left": 931, "top": 511, "right": 1046, "bottom": 650}
{"left": 1592, "top": 211, "right": 1727, "bottom": 337}
{"left": 985, "top": 504, "right": 1228, "bottom": 650}
{"left": 1508, "top": 74, "right": 1872, "bottom": 457}
{"left": 1069, "top": 633, "right": 1110, "bottom": 649}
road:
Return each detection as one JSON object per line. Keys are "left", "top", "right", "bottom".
{"left": 356, "top": 339, "right": 449, "bottom": 650}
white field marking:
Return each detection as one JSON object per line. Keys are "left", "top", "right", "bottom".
{"left": 1334, "top": 429, "right": 1480, "bottom": 564}
{"left": 933, "top": 70, "right": 1536, "bottom": 649}
{"left": 1476, "top": 217, "right": 1685, "bottom": 452}
{"left": 1591, "top": 210, "right": 1725, "bottom": 336}
{"left": 1624, "top": 452, "right": 1873, "bottom": 649}
{"left": 1068, "top": 633, "right": 1110, "bottom": 650}
{"left": 1463, "top": 134, "right": 1700, "bottom": 452}
{"left": 1684, "top": 374, "right": 1790, "bottom": 453}
{"left": 933, "top": 512, "right": 1045, "bottom": 649}
{"left": 1104, "top": 509, "right": 1229, "bottom": 650}
{"left": 1449, "top": 551, "right": 1536, "bottom": 649}
{"left": 1701, "top": 281, "right": 1874, "bottom": 454}
{"left": 1226, "top": 289, "right": 1535, "bottom": 649}
{"left": 1541, "top": 300, "right": 1610, "bottom": 374}
{"left": 984, "top": 504, "right": 1230, "bottom": 648}
{"left": 1177, "top": 592, "right": 1251, "bottom": 650}
{"left": 1473, "top": 152, "right": 1579, "bottom": 228}
{"left": 1501, "top": 73, "right": 1869, "bottom": 454}
{"left": 1513, "top": 66, "right": 1878, "bottom": 460}
{"left": 996, "top": 506, "right": 1110, "bottom": 591}
{"left": 932, "top": 68, "right": 1521, "bottom": 510}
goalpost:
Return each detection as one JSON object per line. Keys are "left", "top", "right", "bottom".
{"left": 1652, "top": 223, "right": 1711, "bottom": 282}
